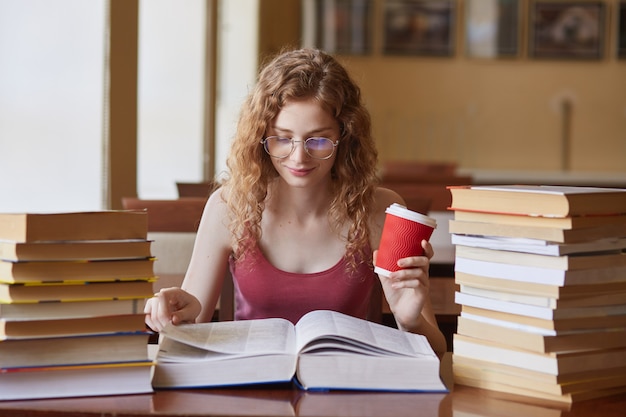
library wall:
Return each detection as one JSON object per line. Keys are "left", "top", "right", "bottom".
{"left": 316, "top": 0, "right": 626, "bottom": 173}
{"left": 341, "top": 55, "right": 626, "bottom": 172}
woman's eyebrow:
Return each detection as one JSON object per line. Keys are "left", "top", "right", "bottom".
{"left": 272, "top": 126, "right": 335, "bottom": 136}
{"left": 271, "top": 126, "right": 292, "bottom": 134}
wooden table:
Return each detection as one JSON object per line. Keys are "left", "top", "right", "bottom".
{"left": 0, "top": 385, "right": 624, "bottom": 417}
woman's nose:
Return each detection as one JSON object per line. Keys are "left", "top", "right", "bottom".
{"left": 289, "top": 140, "right": 309, "bottom": 160}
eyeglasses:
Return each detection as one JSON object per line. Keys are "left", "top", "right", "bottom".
{"left": 260, "top": 136, "right": 339, "bottom": 160}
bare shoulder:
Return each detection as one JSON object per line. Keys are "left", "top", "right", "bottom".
{"left": 197, "top": 186, "right": 232, "bottom": 248}
{"left": 369, "top": 187, "right": 405, "bottom": 249}
{"left": 204, "top": 185, "right": 229, "bottom": 212}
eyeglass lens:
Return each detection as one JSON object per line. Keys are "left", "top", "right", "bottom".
{"left": 263, "top": 136, "right": 336, "bottom": 159}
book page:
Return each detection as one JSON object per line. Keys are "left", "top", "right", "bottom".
{"left": 157, "top": 338, "right": 237, "bottom": 362}
{"left": 160, "top": 318, "right": 296, "bottom": 355}
{"left": 294, "top": 310, "right": 436, "bottom": 358}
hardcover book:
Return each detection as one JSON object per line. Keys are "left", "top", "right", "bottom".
{"left": 448, "top": 219, "right": 626, "bottom": 243}
{"left": 452, "top": 209, "right": 626, "bottom": 229}
{"left": 0, "top": 211, "right": 148, "bottom": 242}
{"left": 0, "top": 239, "right": 152, "bottom": 262}
{"left": 447, "top": 185, "right": 626, "bottom": 217}
{"left": 0, "top": 258, "right": 155, "bottom": 284}
{"left": 153, "top": 310, "right": 447, "bottom": 392}
{"left": 456, "top": 314, "right": 626, "bottom": 353}
{"left": 0, "top": 362, "right": 153, "bottom": 401}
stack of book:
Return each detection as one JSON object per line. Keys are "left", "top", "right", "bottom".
{"left": 447, "top": 185, "right": 626, "bottom": 404}
{"left": 0, "top": 211, "right": 155, "bottom": 400}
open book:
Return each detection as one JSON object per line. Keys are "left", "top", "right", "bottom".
{"left": 152, "top": 310, "right": 447, "bottom": 392}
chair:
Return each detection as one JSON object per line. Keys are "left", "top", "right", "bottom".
{"left": 379, "top": 161, "right": 472, "bottom": 211}
{"left": 395, "top": 192, "right": 432, "bottom": 215}
{"left": 121, "top": 197, "right": 206, "bottom": 233}
{"left": 176, "top": 181, "right": 217, "bottom": 198}
{"left": 380, "top": 161, "right": 459, "bottom": 180}
{"left": 121, "top": 197, "right": 234, "bottom": 322}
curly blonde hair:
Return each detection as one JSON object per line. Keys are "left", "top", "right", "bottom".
{"left": 223, "top": 48, "right": 378, "bottom": 271}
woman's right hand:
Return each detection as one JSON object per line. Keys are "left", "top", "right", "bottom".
{"left": 144, "top": 287, "right": 202, "bottom": 332}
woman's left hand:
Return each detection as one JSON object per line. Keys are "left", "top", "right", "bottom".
{"left": 374, "top": 240, "right": 434, "bottom": 332}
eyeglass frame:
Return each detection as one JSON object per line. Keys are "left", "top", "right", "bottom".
{"left": 260, "top": 136, "right": 340, "bottom": 160}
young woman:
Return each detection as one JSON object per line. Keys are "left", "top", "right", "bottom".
{"left": 144, "top": 48, "right": 446, "bottom": 356}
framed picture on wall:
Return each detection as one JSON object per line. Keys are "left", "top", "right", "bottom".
{"left": 465, "top": 0, "right": 521, "bottom": 58}
{"left": 529, "top": 1, "right": 605, "bottom": 60}
{"left": 618, "top": 0, "right": 626, "bottom": 59}
{"left": 301, "top": 0, "right": 373, "bottom": 55}
{"left": 382, "top": 0, "right": 455, "bottom": 56}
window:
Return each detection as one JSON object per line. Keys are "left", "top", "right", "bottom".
{"left": 0, "top": 1, "right": 106, "bottom": 212}
{"left": 137, "top": 0, "right": 206, "bottom": 199}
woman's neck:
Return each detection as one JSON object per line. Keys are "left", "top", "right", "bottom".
{"left": 266, "top": 178, "right": 334, "bottom": 222}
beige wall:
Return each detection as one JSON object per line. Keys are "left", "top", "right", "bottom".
{"left": 332, "top": 0, "right": 626, "bottom": 173}
{"left": 341, "top": 56, "right": 626, "bottom": 172}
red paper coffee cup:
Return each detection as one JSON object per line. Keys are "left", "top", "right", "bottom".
{"left": 374, "top": 203, "right": 437, "bottom": 277}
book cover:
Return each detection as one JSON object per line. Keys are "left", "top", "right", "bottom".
{"left": 454, "top": 257, "right": 626, "bottom": 286}
{"left": 0, "top": 298, "right": 144, "bottom": 321}
{"left": 453, "top": 359, "right": 626, "bottom": 397}
{"left": 453, "top": 354, "right": 626, "bottom": 386}
{"left": 460, "top": 305, "right": 626, "bottom": 332}
{"left": 0, "top": 361, "right": 153, "bottom": 401}
{"left": 456, "top": 314, "right": 626, "bottom": 353}
{"left": 1, "top": 314, "right": 147, "bottom": 340}
{"left": 453, "top": 334, "right": 626, "bottom": 376}
{"left": 0, "top": 332, "right": 151, "bottom": 368}
{"left": 448, "top": 185, "right": 626, "bottom": 217}
{"left": 455, "top": 271, "right": 626, "bottom": 299}
{"left": 0, "top": 239, "right": 153, "bottom": 262}
{"left": 0, "top": 280, "right": 154, "bottom": 303}
{"left": 452, "top": 209, "right": 626, "bottom": 229}
{"left": 448, "top": 219, "right": 626, "bottom": 243}
{"left": 0, "top": 258, "right": 155, "bottom": 284}
{"left": 453, "top": 359, "right": 626, "bottom": 404}
{"left": 450, "top": 234, "right": 626, "bottom": 256}
{"left": 455, "top": 245, "right": 626, "bottom": 270}
{"left": 0, "top": 211, "right": 149, "bottom": 243}
{"left": 459, "top": 284, "right": 626, "bottom": 309}
{"left": 455, "top": 291, "right": 626, "bottom": 320}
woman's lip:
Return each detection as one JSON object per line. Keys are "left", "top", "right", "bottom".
{"left": 286, "top": 166, "right": 314, "bottom": 176}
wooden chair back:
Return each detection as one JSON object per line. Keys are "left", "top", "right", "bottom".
{"left": 121, "top": 197, "right": 207, "bottom": 232}
{"left": 176, "top": 181, "right": 217, "bottom": 198}
{"left": 380, "top": 161, "right": 472, "bottom": 211}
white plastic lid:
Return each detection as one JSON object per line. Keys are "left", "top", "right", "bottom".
{"left": 385, "top": 203, "right": 437, "bottom": 229}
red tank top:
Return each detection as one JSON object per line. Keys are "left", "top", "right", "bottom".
{"left": 229, "top": 243, "right": 375, "bottom": 324}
